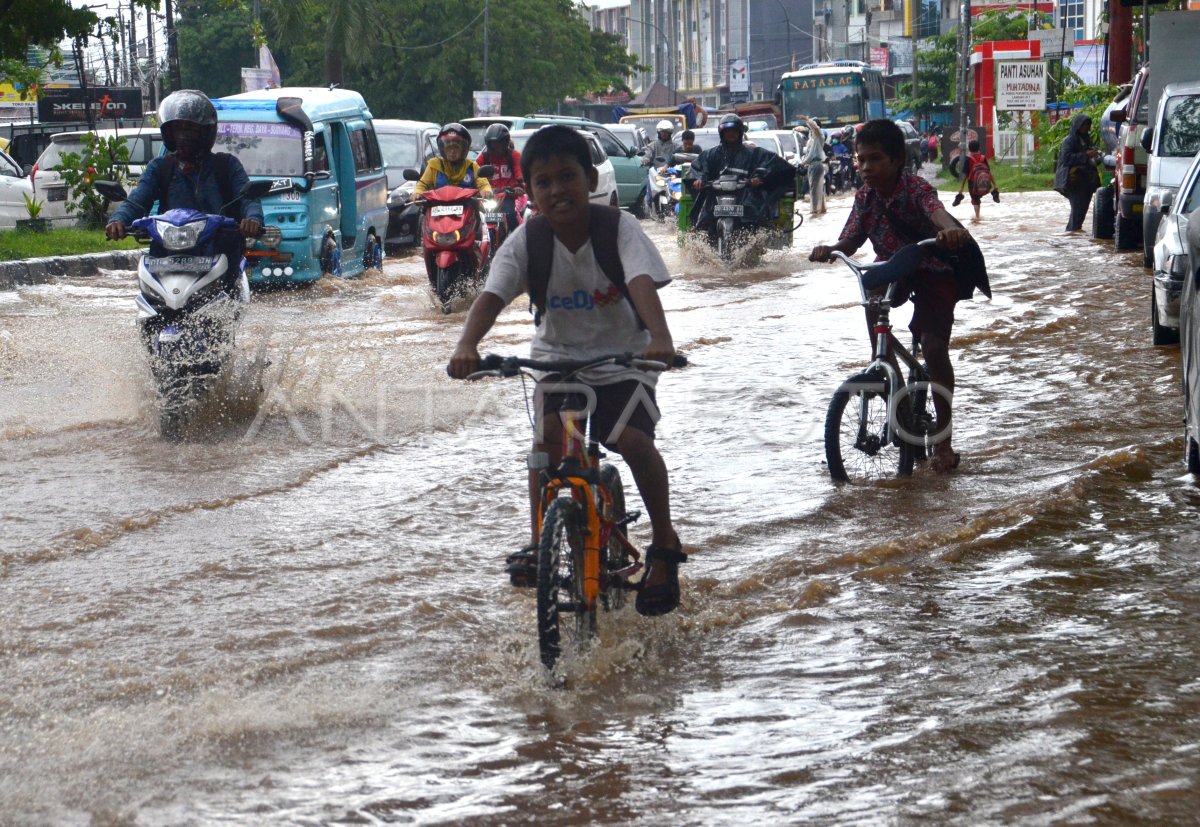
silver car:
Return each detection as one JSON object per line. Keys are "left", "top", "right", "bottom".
{"left": 1151, "top": 148, "right": 1200, "bottom": 345}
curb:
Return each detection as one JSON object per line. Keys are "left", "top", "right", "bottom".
{"left": 0, "top": 251, "right": 141, "bottom": 290}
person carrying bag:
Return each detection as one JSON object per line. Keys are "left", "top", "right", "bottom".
{"left": 1055, "top": 114, "right": 1101, "bottom": 232}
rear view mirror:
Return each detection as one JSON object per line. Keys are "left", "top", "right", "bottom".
{"left": 1110, "top": 108, "right": 1126, "bottom": 124}
{"left": 93, "top": 180, "right": 127, "bottom": 202}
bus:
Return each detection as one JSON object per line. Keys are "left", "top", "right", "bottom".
{"left": 776, "top": 61, "right": 886, "bottom": 128}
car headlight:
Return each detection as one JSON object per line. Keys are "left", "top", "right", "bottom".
{"left": 157, "top": 218, "right": 207, "bottom": 251}
{"left": 1167, "top": 253, "right": 1190, "bottom": 277}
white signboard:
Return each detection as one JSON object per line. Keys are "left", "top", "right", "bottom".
{"left": 473, "top": 91, "right": 501, "bottom": 117}
{"left": 728, "top": 58, "right": 749, "bottom": 94}
{"left": 996, "top": 61, "right": 1047, "bottom": 111}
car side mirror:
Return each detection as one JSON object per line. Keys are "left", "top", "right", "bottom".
{"left": 476, "top": 164, "right": 495, "bottom": 178}
{"left": 627, "top": 147, "right": 637, "bottom": 158}
{"left": 93, "top": 180, "right": 127, "bottom": 202}
{"left": 1141, "top": 128, "right": 1154, "bottom": 153}
{"left": 402, "top": 168, "right": 421, "bottom": 182}
{"left": 1162, "top": 191, "right": 1175, "bottom": 215}
{"left": 1110, "top": 108, "right": 1126, "bottom": 124}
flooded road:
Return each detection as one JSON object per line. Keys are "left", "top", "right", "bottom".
{"left": 3, "top": 190, "right": 1199, "bottom": 825}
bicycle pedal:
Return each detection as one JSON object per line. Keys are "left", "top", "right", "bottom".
{"left": 619, "top": 510, "right": 642, "bottom": 527}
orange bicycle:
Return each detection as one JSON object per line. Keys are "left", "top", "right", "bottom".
{"left": 468, "top": 352, "right": 684, "bottom": 672}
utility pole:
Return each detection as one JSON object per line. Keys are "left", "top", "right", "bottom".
{"left": 958, "top": 0, "right": 972, "bottom": 162}
{"left": 74, "top": 37, "right": 96, "bottom": 131}
{"left": 483, "top": 0, "right": 490, "bottom": 89}
{"left": 165, "top": 0, "right": 181, "bottom": 91}
{"left": 1107, "top": 0, "right": 1131, "bottom": 84}
{"left": 147, "top": 9, "right": 158, "bottom": 108}
{"left": 128, "top": 0, "right": 138, "bottom": 94}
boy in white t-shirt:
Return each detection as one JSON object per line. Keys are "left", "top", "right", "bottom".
{"left": 447, "top": 125, "right": 686, "bottom": 617}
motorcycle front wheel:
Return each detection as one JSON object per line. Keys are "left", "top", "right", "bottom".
{"left": 435, "top": 262, "right": 466, "bottom": 313}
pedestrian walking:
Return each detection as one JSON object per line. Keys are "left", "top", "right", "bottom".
{"left": 1055, "top": 114, "right": 1101, "bottom": 232}
{"left": 952, "top": 139, "right": 1000, "bottom": 222}
{"left": 803, "top": 117, "right": 826, "bottom": 216}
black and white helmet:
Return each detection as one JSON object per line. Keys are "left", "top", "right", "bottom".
{"left": 158, "top": 90, "right": 218, "bottom": 153}
{"left": 437, "top": 122, "right": 472, "bottom": 156}
{"left": 483, "top": 122, "right": 511, "bottom": 152}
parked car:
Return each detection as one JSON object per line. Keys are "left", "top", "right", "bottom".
{"left": 894, "top": 119, "right": 923, "bottom": 172}
{"left": 508, "top": 128, "right": 619, "bottom": 208}
{"left": 0, "top": 146, "right": 35, "bottom": 229}
{"left": 1103, "top": 65, "right": 1151, "bottom": 251}
{"left": 1177, "top": 182, "right": 1200, "bottom": 471}
{"left": 31, "top": 127, "right": 163, "bottom": 225}
{"left": 607, "top": 123, "right": 649, "bottom": 157}
{"left": 1142, "top": 81, "right": 1200, "bottom": 271}
{"left": 373, "top": 119, "right": 438, "bottom": 190}
{"left": 461, "top": 114, "right": 603, "bottom": 151}
{"left": 1150, "top": 148, "right": 1200, "bottom": 345}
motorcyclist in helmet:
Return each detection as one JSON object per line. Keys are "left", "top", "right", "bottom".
{"left": 642, "top": 119, "right": 681, "bottom": 212}
{"left": 684, "top": 112, "right": 794, "bottom": 239}
{"left": 105, "top": 90, "right": 262, "bottom": 248}
{"left": 475, "top": 122, "right": 522, "bottom": 236}
{"left": 412, "top": 122, "right": 492, "bottom": 199}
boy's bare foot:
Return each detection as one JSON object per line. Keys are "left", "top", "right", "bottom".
{"left": 930, "top": 444, "right": 961, "bottom": 474}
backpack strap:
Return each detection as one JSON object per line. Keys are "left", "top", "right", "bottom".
{"left": 525, "top": 205, "right": 643, "bottom": 329}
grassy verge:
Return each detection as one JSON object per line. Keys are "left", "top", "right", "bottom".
{"left": 929, "top": 160, "right": 1056, "bottom": 194}
{"left": 0, "top": 226, "right": 140, "bottom": 261}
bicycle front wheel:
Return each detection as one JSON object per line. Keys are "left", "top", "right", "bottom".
{"left": 825, "top": 372, "right": 909, "bottom": 483}
{"left": 537, "top": 498, "right": 586, "bottom": 672}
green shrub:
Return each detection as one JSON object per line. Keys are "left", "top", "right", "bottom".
{"left": 57, "top": 134, "right": 132, "bottom": 229}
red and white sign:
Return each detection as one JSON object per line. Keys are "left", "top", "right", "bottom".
{"left": 870, "top": 47, "right": 890, "bottom": 72}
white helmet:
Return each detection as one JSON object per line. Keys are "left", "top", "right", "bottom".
{"left": 656, "top": 120, "right": 674, "bottom": 133}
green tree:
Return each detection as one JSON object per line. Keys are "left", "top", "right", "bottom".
{"left": 0, "top": 0, "right": 96, "bottom": 61}
{"left": 58, "top": 134, "right": 132, "bottom": 229}
{"left": 177, "top": 0, "right": 256, "bottom": 97}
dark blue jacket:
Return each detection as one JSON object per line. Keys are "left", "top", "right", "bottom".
{"left": 111, "top": 152, "right": 264, "bottom": 225}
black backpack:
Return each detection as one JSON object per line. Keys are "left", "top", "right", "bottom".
{"left": 524, "top": 205, "right": 644, "bottom": 329}
{"left": 155, "top": 152, "right": 237, "bottom": 216}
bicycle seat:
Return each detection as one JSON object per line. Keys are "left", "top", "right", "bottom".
{"left": 860, "top": 242, "right": 930, "bottom": 290}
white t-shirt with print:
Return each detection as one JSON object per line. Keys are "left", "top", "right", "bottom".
{"left": 483, "top": 210, "right": 672, "bottom": 385}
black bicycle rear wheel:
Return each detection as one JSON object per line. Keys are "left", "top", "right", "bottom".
{"left": 825, "top": 372, "right": 908, "bottom": 482}
{"left": 598, "top": 464, "right": 629, "bottom": 612}
{"left": 537, "top": 498, "right": 585, "bottom": 672}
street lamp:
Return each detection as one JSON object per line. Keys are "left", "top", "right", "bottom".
{"left": 626, "top": 15, "right": 676, "bottom": 104}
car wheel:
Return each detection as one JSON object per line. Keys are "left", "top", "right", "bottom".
{"left": 1114, "top": 212, "right": 1141, "bottom": 251}
{"left": 1092, "top": 185, "right": 1115, "bottom": 240}
{"left": 1152, "top": 290, "right": 1180, "bottom": 346}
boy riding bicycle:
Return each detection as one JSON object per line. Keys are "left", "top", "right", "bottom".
{"left": 447, "top": 125, "right": 686, "bottom": 617}
{"left": 809, "top": 119, "right": 975, "bottom": 474}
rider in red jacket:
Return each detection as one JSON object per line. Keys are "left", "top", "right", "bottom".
{"left": 476, "top": 123, "right": 524, "bottom": 235}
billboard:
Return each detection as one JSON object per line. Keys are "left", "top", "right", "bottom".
{"left": 37, "top": 87, "right": 144, "bottom": 123}
{"left": 995, "top": 61, "right": 1047, "bottom": 111}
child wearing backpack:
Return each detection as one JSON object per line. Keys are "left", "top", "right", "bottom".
{"left": 952, "top": 140, "right": 1000, "bottom": 221}
{"left": 446, "top": 125, "right": 686, "bottom": 617}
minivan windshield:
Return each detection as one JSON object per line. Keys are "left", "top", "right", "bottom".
{"left": 376, "top": 130, "right": 422, "bottom": 168}
{"left": 214, "top": 121, "right": 304, "bottom": 175}
{"left": 1161, "top": 95, "right": 1200, "bottom": 158}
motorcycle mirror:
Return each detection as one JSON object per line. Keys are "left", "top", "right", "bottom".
{"left": 242, "top": 180, "right": 279, "bottom": 199}
{"left": 476, "top": 164, "right": 495, "bottom": 178}
{"left": 93, "top": 180, "right": 128, "bottom": 202}
{"left": 402, "top": 168, "right": 421, "bottom": 182}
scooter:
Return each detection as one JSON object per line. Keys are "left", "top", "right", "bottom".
{"left": 94, "top": 178, "right": 277, "bottom": 440}
{"left": 479, "top": 187, "right": 525, "bottom": 272}
{"left": 644, "top": 153, "right": 675, "bottom": 220}
{"left": 663, "top": 163, "right": 686, "bottom": 215}
{"left": 405, "top": 165, "right": 495, "bottom": 313}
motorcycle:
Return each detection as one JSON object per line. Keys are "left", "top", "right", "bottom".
{"left": 405, "top": 164, "right": 495, "bottom": 313}
{"left": 479, "top": 187, "right": 526, "bottom": 272}
{"left": 94, "top": 178, "right": 277, "bottom": 440}
{"left": 705, "top": 168, "right": 765, "bottom": 263}
{"left": 646, "top": 155, "right": 675, "bottom": 221}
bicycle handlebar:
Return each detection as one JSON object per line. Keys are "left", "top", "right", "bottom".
{"left": 466, "top": 352, "right": 688, "bottom": 381}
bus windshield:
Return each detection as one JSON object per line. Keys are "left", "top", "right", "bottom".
{"left": 779, "top": 73, "right": 865, "bottom": 126}
{"left": 214, "top": 122, "right": 304, "bottom": 176}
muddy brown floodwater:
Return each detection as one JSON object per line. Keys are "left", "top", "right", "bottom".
{"left": 2, "top": 190, "right": 1199, "bottom": 826}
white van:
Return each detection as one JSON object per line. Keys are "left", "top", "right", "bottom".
{"left": 31, "top": 127, "right": 163, "bottom": 225}
{"left": 1142, "top": 81, "right": 1200, "bottom": 262}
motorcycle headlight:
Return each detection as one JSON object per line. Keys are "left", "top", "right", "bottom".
{"left": 482, "top": 199, "right": 498, "bottom": 212}
{"left": 653, "top": 176, "right": 666, "bottom": 187}
{"left": 157, "top": 218, "right": 207, "bottom": 251}
{"left": 672, "top": 191, "right": 681, "bottom": 201}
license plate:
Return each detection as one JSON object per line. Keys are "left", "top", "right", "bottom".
{"left": 46, "top": 187, "right": 67, "bottom": 202}
{"left": 482, "top": 212, "right": 504, "bottom": 222}
{"left": 713, "top": 204, "right": 743, "bottom": 217}
{"left": 146, "top": 255, "right": 218, "bottom": 272}
{"left": 431, "top": 205, "right": 463, "bottom": 217}
{"left": 279, "top": 191, "right": 301, "bottom": 202}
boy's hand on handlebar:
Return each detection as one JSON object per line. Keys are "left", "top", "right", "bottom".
{"left": 641, "top": 334, "right": 675, "bottom": 366}
{"left": 105, "top": 220, "right": 127, "bottom": 241}
{"left": 447, "top": 345, "right": 481, "bottom": 380}
{"left": 240, "top": 218, "right": 262, "bottom": 238}
{"left": 936, "top": 228, "right": 970, "bottom": 251}
{"left": 809, "top": 244, "right": 834, "bottom": 262}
